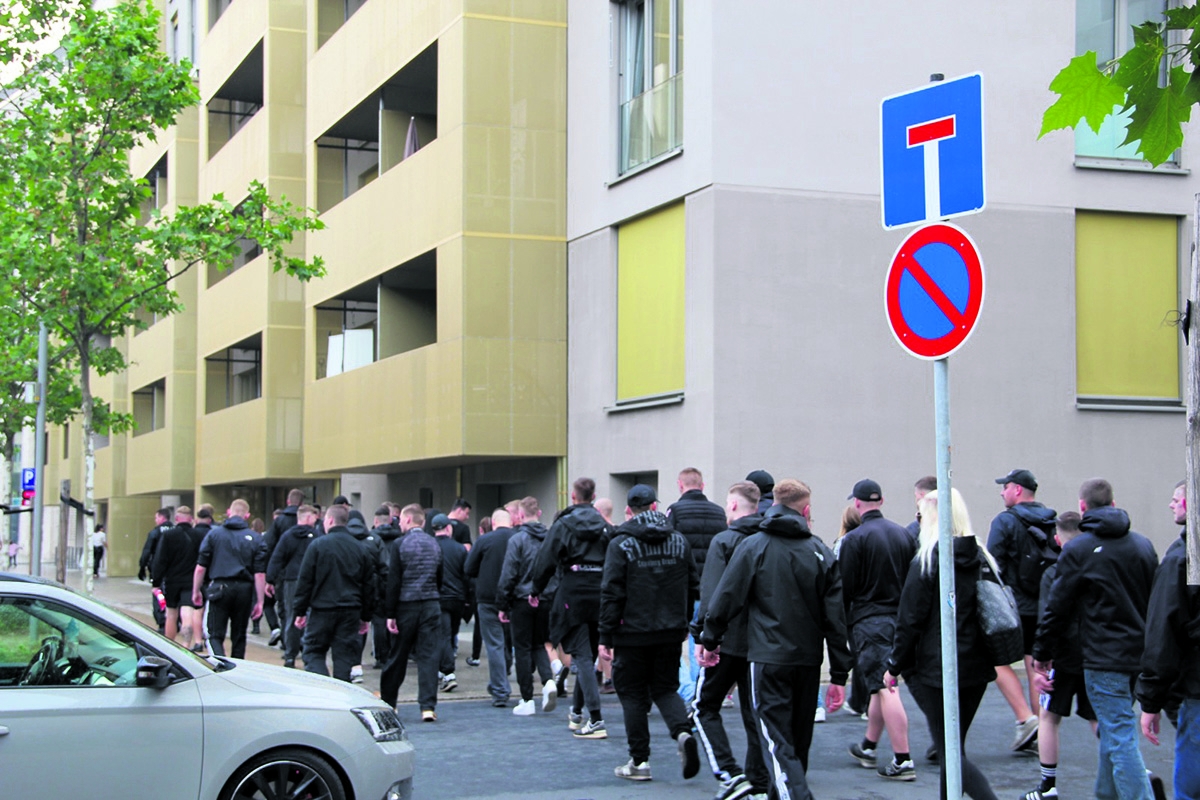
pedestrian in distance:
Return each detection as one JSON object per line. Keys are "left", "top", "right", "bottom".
{"left": 464, "top": 508, "right": 518, "bottom": 706}
{"left": 882, "top": 487, "right": 1000, "bottom": 800}
{"left": 90, "top": 524, "right": 106, "bottom": 577}
{"left": 292, "top": 504, "right": 376, "bottom": 682}
{"left": 1138, "top": 479, "right": 1200, "bottom": 800}
{"left": 701, "top": 478, "right": 850, "bottom": 800}
{"left": 602, "top": 484, "right": 701, "bottom": 783}
{"left": 191, "top": 499, "right": 267, "bottom": 659}
{"left": 266, "top": 504, "right": 321, "bottom": 668}
{"left": 1033, "top": 478, "right": 1159, "bottom": 800}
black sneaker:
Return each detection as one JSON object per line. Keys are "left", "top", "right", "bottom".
{"left": 677, "top": 731, "right": 700, "bottom": 779}
{"left": 848, "top": 742, "right": 877, "bottom": 768}
{"left": 714, "top": 774, "right": 753, "bottom": 800}
{"left": 925, "top": 743, "right": 938, "bottom": 762}
{"left": 1149, "top": 771, "right": 1167, "bottom": 800}
{"left": 1021, "top": 787, "right": 1058, "bottom": 800}
{"left": 877, "top": 758, "right": 916, "bottom": 781}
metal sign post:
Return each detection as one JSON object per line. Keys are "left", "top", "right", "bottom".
{"left": 933, "top": 358, "right": 961, "bottom": 800}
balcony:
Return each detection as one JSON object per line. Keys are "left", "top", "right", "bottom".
{"left": 620, "top": 72, "right": 682, "bottom": 174}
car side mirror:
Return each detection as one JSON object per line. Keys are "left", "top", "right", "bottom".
{"left": 135, "top": 655, "right": 173, "bottom": 689}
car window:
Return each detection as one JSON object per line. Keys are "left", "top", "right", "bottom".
{"left": 0, "top": 596, "right": 145, "bottom": 687}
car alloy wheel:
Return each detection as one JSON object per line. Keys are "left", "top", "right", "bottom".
{"left": 223, "top": 748, "right": 346, "bottom": 800}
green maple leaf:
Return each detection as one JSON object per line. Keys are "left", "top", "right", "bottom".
{"left": 1040, "top": 51, "right": 1128, "bottom": 137}
{"left": 1122, "top": 64, "right": 1192, "bottom": 166}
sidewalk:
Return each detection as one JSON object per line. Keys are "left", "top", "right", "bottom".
{"left": 65, "top": 570, "right": 494, "bottom": 705}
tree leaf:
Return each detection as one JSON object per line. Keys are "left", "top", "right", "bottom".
{"left": 1040, "top": 52, "right": 1128, "bottom": 137}
{"left": 1122, "top": 64, "right": 1192, "bottom": 166}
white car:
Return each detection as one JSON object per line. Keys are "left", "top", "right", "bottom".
{"left": 0, "top": 572, "right": 414, "bottom": 800}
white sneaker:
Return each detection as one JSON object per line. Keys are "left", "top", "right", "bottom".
{"left": 814, "top": 706, "right": 826, "bottom": 723}
{"left": 512, "top": 699, "right": 536, "bottom": 716}
{"left": 350, "top": 665, "right": 364, "bottom": 684}
{"left": 550, "top": 657, "right": 563, "bottom": 675}
{"left": 542, "top": 679, "right": 558, "bottom": 713}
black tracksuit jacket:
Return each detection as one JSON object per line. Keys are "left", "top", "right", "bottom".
{"left": 1033, "top": 506, "right": 1158, "bottom": 674}
{"left": 531, "top": 503, "right": 613, "bottom": 630}
{"left": 987, "top": 501, "right": 1059, "bottom": 617}
{"left": 465, "top": 527, "right": 516, "bottom": 605}
{"left": 292, "top": 526, "right": 376, "bottom": 621}
{"left": 435, "top": 534, "right": 469, "bottom": 610}
{"left": 1137, "top": 531, "right": 1200, "bottom": 713}
{"left": 266, "top": 524, "right": 318, "bottom": 585}
{"left": 152, "top": 523, "right": 205, "bottom": 587}
{"left": 497, "top": 522, "right": 556, "bottom": 612}
{"left": 690, "top": 513, "right": 763, "bottom": 658}
{"left": 700, "top": 505, "right": 851, "bottom": 682}
{"left": 837, "top": 509, "right": 916, "bottom": 627}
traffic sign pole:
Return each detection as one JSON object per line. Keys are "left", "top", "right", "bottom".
{"left": 31, "top": 321, "right": 47, "bottom": 577}
{"left": 934, "top": 356, "right": 962, "bottom": 800}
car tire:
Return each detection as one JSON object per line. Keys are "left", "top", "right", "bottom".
{"left": 219, "top": 748, "right": 346, "bottom": 800}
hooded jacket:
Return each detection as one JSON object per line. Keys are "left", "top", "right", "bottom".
{"left": 986, "top": 501, "right": 1059, "bottom": 616}
{"left": 1033, "top": 506, "right": 1158, "bottom": 674}
{"left": 434, "top": 533, "right": 469, "bottom": 609}
{"left": 152, "top": 522, "right": 205, "bottom": 587}
{"left": 197, "top": 516, "right": 267, "bottom": 581}
{"left": 838, "top": 509, "right": 916, "bottom": 626}
{"left": 1137, "top": 531, "right": 1200, "bottom": 712}
{"left": 348, "top": 517, "right": 386, "bottom": 596}
{"left": 600, "top": 510, "right": 698, "bottom": 648}
{"left": 292, "top": 525, "right": 376, "bottom": 621}
{"left": 886, "top": 536, "right": 998, "bottom": 687}
{"left": 138, "top": 523, "right": 171, "bottom": 575}
{"left": 267, "top": 524, "right": 318, "bottom": 585}
{"left": 667, "top": 489, "right": 729, "bottom": 572}
{"left": 531, "top": 503, "right": 613, "bottom": 631}
{"left": 701, "top": 505, "right": 851, "bottom": 680}
{"left": 264, "top": 505, "right": 299, "bottom": 564}
{"left": 496, "top": 521, "right": 556, "bottom": 612}
{"left": 691, "top": 513, "right": 762, "bottom": 658}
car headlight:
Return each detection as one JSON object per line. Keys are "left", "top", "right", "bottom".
{"left": 352, "top": 707, "right": 407, "bottom": 742}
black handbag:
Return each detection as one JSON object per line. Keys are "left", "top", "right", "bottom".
{"left": 977, "top": 561, "right": 1024, "bottom": 666}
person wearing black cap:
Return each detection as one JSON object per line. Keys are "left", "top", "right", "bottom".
{"left": 988, "top": 468, "right": 1058, "bottom": 751}
{"left": 746, "top": 470, "right": 775, "bottom": 514}
{"left": 430, "top": 513, "right": 468, "bottom": 693}
{"left": 601, "top": 484, "right": 701, "bottom": 782}
{"left": 839, "top": 479, "right": 917, "bottom": 780}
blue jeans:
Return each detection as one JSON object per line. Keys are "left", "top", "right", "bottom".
{"left": 678, "top": 600, "right": 701, "bottom": 702}
{"left": 1178, "top": 697, "right": 1200, "bottom": 800}
{"left": 476, "top": 602, "right": 511, "bottom": 702}
{"left": 1084, "top": 668, "right": 1152, "bottom": 800}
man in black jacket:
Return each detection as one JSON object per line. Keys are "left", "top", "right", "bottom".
{"left": 369, "top": 506, "right": 402, "bottom": 670}
{"left": 1138, "top": 480, "right": 1200, "bottom": 799}
{"left": 531, "top": 477, "right": 613, "bottom": 738}
{"left": 701, "top": 479, "right": 851, "bottom": 800}
{"left": 152, "top": 507, "right": 205, "bottom": 650}
{"left": 192, "top": 499, "right": 267, "bottom": 659}
{"left": 430, "top": 513, "right": 468, "bottom": 692}
{"left": 690, "top": 480, "right": 767, "bottom": 800}
{"left": 465, "top": 508, "right": 516, "bottom": 706}
{"left": 1034, "top": 478, "right": 1158, "bottom": 800}
{"left": 448, "top": 498, "right": 473, "bottom": 550}
{"left": 839, "top": 478, "right": 916, "bottom": 780}
{"left": 668, "top": 467, "right": 728, "bottom": 704}
{"left": 988, "top": 468, "right": 1058, "bottom": 750}
{"left": 267, "top": 504, "right": 320, "bottom": 668}
{"left": 261, "top": 488, "right": 303, "bottom": 645}
{"left": 745, "top": 470, "right": 774, "bottom": 515}
{"left": 292, "top": 504, "right": 376, "bottom": 681}
{"left": 498, "top": 496, "right": 558, "bottom": 716}
{"left": 139, "top": 507, "right": 173, "bottom": 632}
{"left": 601, "top": 484, "right": 701, "bottom": 782}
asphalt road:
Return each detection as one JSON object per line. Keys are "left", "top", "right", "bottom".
{"left": 74, "top": 571, "right": 1179, "bottom": 800}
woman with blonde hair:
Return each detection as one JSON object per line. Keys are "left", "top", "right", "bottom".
{"left": 882, "top": 488, "right": 1000, "bottom": 800}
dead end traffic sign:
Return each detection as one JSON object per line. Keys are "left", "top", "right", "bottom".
{"left": 885, "top": 222, "right": 984, "bottom": 360}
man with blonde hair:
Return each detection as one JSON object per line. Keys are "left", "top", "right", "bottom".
{"left": 498, "top": 496, "right": 558, "bottom": 716}
{"left": 192, "top": 499, "right": 267, "bottom": 658}
{"left": 702, "top": 479, "right": 851, "bottom": 800}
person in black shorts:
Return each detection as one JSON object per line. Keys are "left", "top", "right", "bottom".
{"left": 1021, "top": 511, "right": 1097, "bottom": 800}
{"left": 152, "top": 507, "right": 206, "bottom": 650}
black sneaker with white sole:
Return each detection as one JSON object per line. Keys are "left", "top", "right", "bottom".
{"left": 677, "top": 731, "right": 700, "bottom": 779}
{"left": 877, "top": 758, "right": 916, "bottom": 781}
{"left": 848, "top": 742, "right": 877, "bottom": 768}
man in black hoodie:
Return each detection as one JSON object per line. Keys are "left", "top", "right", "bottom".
{"left": 292, "top": 504, "right": 377, "bottom": 681}
{"left": 531, "top": 477, "right": 613, "bottom": 738}
{"left": 1034, "top": 478, "right": 1158, "bottom": 800}
{"left": 601, "top": 484, "right": 701, "bottom": 783}
{"left": 1138, "top": 480, "right": 1200, "bottom": 798}
{"left": 988, "top": 468, "right": 1058, "bottom": 750}
{"left": 345, "top": 504, "right": 384, "bottom": 684}
{"left": 152, "top": 506, "right": 205, "bottom": 649}
{"left": 261, "top": 488, "right": 304, "bottom": 646}
{"left": 139, "top": 507, "right": 173, "bottom": 632}
{"left": 465, "top": 507, "right": 517, "bottom": 706}
{"left": 701, "top": 479, "right": 851, "bottom": 800}
{"left": 497, "top": 496, "right": 558, "bottom": 716}
{"left": 267, "top": 504, "right": 320, "bottom": 668}
{"left": 745, "top": 470, "right": 775, "bottom": 515}
{"left": 690, "top": 481, "right": 767, "bottom": 800}
{"left": 369, "top": 505, "right": 401, "bottom": 670}
{"left": 192, "top": 499, "right": 267, "bottom": 659}
{"left": 430, "top": 513, "right": 468, "bottom": 693}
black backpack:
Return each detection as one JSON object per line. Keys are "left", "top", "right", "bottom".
{"left": 1009, "top": 511, "right": 1060, "bottom": 593}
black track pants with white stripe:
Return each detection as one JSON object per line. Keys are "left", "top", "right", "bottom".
{"left": 749, "top": 661, "right": 821, "bottom": 800}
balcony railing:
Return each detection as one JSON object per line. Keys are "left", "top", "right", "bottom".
{"left": 620, "top": 72, "right": 682, "bottom": 174}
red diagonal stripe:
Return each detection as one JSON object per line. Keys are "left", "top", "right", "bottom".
{"left": 903, "top": 257, "right": 965, "bottom": 329}
{"left": 908, "top": 116, "right": 956, "bottom": 147}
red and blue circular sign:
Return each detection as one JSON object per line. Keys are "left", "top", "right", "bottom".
{"left": 885, "top": 222, "right": 985, "bottom": 360}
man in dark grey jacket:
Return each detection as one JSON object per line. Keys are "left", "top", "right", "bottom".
{"left": 701, "top": 479, "right": 851, "bottom": 800}
{"left": 381, "top": 504, "right": 443, "bottom": 721}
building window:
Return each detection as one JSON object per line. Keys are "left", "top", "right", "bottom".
{"left": 132, "top": 379, "right": 167, "bottom": 436}
{"left": 206, "top": 42, "right": 263, "bottom": 160}
{"left": 616, "top": 202, "right": 684, "bottom": 402}
{"left": 617, "top": 0, "right": 683, "bottom": 174}
{"left": 205, "top": 334, "right": 262, "bottom": 413}
{"left": 1076, "top": 211, "right": 1179, "bottom": 404}
{"left": 1074, "top": 0, "right": 1171, "bottom": 163}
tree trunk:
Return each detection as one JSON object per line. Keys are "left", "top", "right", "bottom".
{"left": 80, "top": 338, "right": 95, "bottom": 595}
{"left": 1189, "top": 194, "right": 1200, "bottom": 586}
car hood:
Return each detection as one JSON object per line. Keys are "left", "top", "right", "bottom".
{"left": 201, "top": 659, "right": 384, "bottom": 708}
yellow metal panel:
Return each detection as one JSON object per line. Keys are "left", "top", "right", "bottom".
{"left": 617, "top": 203, "right": 686, "bottom": 400}
{"left": 200, "top": 0, "right": 268, "bottom": 104}
{"left": 1076, "top": 211, "right": 1179, "bottom": 399}
{"left": 201, "top": 110, "right": 269, "bottom": 200}
{"left": 127, "top": 317, "right": 175, "bottom": 390}
{"left": 196, "top": 398, "right": 269, "bottom": 485}
{"left": 197, "top": 258, "right": 270, "bottom": 357}
{"left": 464, "top": 1, "right": 567, "bottom": 24}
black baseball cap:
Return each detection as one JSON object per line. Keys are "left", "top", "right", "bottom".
{"left": 332, "top": 495, "right": 350, "bottom": 506}
{"left": 995, "top": 469, "right": 1038, "bottom": 492}
{"left": 848, "top": 479, "right": 883, "bottom": 502}
{"left": 429, "top": 513, "right": 451, "bottom": 530}
{"left": 627, "top": 484, "right": 657, "bottom": 507}
{"left": 745, "top": 470, "right": 775, "bottom": 493}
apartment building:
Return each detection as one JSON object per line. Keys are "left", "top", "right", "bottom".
{"left": 39, "top": 0, "right": 567, "bottom": 574}
{"left": 567, "top": 0, "right": 1194, "bottom": 551}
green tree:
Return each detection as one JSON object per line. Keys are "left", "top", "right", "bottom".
{"left": 1040, "top": 5, "right": 1200, "bottom": 583}
{"left": 0, "top": 1, "right": 324, "bottom": 587}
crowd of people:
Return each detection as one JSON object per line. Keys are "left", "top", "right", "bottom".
{"left": 126, "top": 466, "right": 1199, "bottom": 800}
